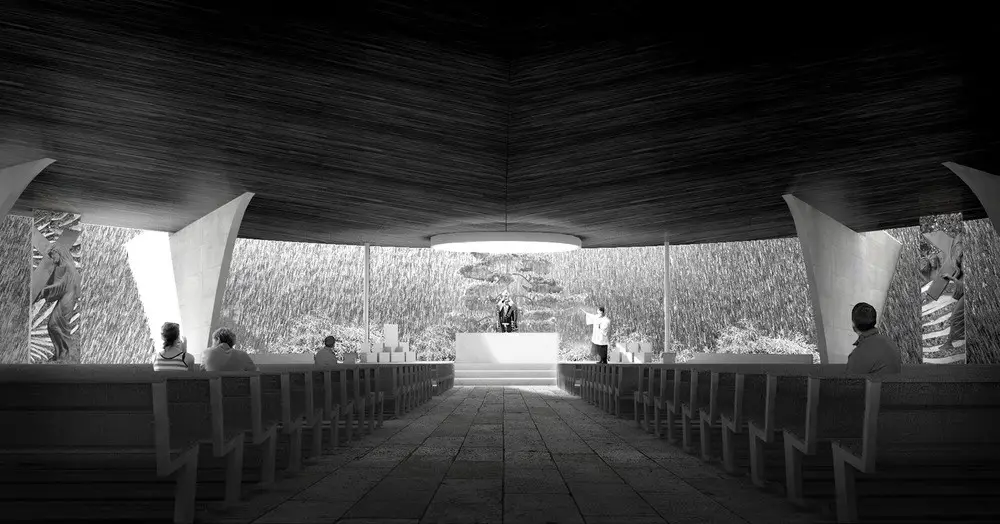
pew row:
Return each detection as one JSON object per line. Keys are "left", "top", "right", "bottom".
{"left": 0, "top": 366, "right": 202, "bottom": 524}
{"left": 831, "top": 372, "right": 1000, "bottom": 523}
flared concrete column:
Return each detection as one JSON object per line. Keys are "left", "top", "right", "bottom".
{"left": 944, "top": 162, "right": 1000, "bottom": 235}
{"left": 1, "top": 158, "right": 55, "bottom": 217}
{"left": 169, "top": 193, "right": 254, "bottom": 356}
{"left": 128, "top": 193, "right": 253, "bottom": 359}
{"left": 784, "top": 194, "right": 902, "bottom": 364}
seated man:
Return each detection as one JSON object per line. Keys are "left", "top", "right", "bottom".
{"left": 202, "top": 327, "right": 258, "bottom": 372}
{"left": 846, "top": 302, "right": 901, "bottom": 376}
{"left": 314, "top": 335, "right": 339, "bottom": 366}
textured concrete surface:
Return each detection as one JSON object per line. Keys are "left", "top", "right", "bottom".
{"left": 199, "top": 386, "right": 826, "bottom": 524}
{"left": 785, "top": 194, "right": 903, "bottom": 364}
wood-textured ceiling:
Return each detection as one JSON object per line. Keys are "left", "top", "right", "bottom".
{"left": 2, "top": 2, "right": 997, "bottom": 247}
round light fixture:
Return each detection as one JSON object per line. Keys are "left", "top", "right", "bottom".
{"left": 430, "top": 232, "right": 582, "bottom": 253}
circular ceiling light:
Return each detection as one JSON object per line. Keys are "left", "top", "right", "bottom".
{"left": 430, "top": 232, "right": 582, "bottom": 253}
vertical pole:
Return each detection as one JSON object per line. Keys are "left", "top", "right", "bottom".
{"left": 663, "top": 237, "right": 671, "bottom": 356}
{"left": 364, "top": 243, "right": 371, "bottom": 353}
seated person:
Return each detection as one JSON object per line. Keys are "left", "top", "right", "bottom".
{"left": 202, "top": 327, "right": 258, "bottom": 372}
{"left": 314, "top": 335, "right": 339, "bottom": 366}
{"left": 153, "top": 322, "right": 195, "bottom": 371}
{"left": 845, "top": 302, "right": 901, "bottom": 376}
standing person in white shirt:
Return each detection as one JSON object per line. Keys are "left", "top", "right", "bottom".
{"left": 582, "top": 306, "right": 611, "bottom": 364}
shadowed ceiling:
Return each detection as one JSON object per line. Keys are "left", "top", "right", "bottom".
{"left": 2, "top": 2, "right": 998, "bottom": 247}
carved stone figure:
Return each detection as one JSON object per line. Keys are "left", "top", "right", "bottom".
{"left": 40, "top": 243, "right": 81, "bottom": 362}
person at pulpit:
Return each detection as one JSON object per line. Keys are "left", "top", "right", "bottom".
{"left": 582, "top": 306, "right": 611, "bottom": 364}
{"left": 314, "top": 335, "right": 338, "bottom": 366}
{"left": 497, "top": 291, "right": 518, "bottom": 333}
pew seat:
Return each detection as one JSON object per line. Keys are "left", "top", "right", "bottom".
{"left": 831, "top": 376, "right": 1000, "bottom": 523}
{"left": 0, "top": 366, "right": 201, "bottom": 524}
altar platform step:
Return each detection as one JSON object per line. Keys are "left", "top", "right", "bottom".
{"left": 455, "top": 377, "right": 556, "bottom": 386}
{"left": 456, "top": 363, "right": 555, "bottom": 371}
{"left": 454, "top": 363, "right": 556, "bottom": 386}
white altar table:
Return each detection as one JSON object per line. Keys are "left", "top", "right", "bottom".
{"left": 455, "top": 333, "right": 558, "bottom": 364}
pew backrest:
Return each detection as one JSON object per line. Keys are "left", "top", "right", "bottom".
{"left": 0, "top": 365, "right": 191, "bottom": 475}
{"left": 687, "top": 353, "right": 815, "bottom": 365}
{"left": 853, "top": 375, "right": 1000, "bottom": 470}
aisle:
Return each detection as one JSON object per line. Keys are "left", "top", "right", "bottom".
{"left": 201, "top": 386, "right": 822, "bottom": 524}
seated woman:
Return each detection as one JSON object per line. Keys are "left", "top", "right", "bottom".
{"left": 153, "top": 322, "right": 195, "bottom": 371}
{"left": 202, "top": 327, "right": 258, "bottom": 372}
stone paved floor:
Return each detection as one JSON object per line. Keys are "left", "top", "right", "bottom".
{"left": 200, "top": 386, "right": 826, "bottom": 524}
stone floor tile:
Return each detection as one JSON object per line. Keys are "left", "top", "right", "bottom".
{"left": 504, "top": 466, "right": 568, "bottom": 494}
{"left": 583, "top": 517, "right": 667, "bottom": 524}
{"left": 253, "top": 499, "right": 355, "bottom": 523}
{"left": 640, "top": 492, "right": 748, "bottom": 524}
{"left": 420, "top": 479, "right": 502, "bottom": 524}
{"left": 504, "top": 450, "right": 555, "bottom": 468}
{"left": 456, "top": 446, "right": 502, "bottom": 462}
{"left": 293, "top": 467, "right": 392, "bottom": 501}
{"left": 568, "top": 483, "right": 659, "bottom": 517}
{"left": 336, "top": 519, "right": 419, "bottom": 524}
{"left": 503, "top": 493, "right": 584, "bottom": 524}
{"left": 343, "top": 485, "right": 437, "bottom": 519}
{"left": 390, "top": 456, "right": 454, "bottom": 480}
{"left": 446, "top": 460, "right": 503, "bottom": 479}
{"left": 613, "top": 466, "right": 699, "bottom": 493}
{"left": 552, "top": 454, "right": 622, "bottom": 483}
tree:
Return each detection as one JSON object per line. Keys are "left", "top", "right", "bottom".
{"left": 455, "top": 253, "right": 587, "bottom": 332}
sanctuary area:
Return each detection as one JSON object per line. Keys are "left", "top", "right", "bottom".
{"left": 1, "top": 3, "right": 999, "bottom": 523}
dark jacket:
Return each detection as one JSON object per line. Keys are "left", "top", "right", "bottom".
{"left": 846, "top": 329, "right": 901, "bottom": 376}
{"left": 497, "top": 300, "right": 518, "bottom": 329}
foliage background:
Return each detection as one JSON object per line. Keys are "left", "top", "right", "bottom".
{"left": 0, "top": 218, "right": 996, "bottom": 364}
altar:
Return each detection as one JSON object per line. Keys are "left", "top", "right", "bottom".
{"left": 454, "top": 333, "right": 558, "bottom": 385}
{"left": 456, "top": 333, "right": 559, "bottom": 363}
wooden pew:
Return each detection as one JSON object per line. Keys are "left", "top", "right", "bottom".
{"left": 218, "top": 372, "right": 279, "bottom": 487}
{"left": 433, "top": 363, "right": 455, "bottom": 394}
{"left": 256, "top": 364, "right": 325, "bottom": 462}
{"left": 651, "top": 365, "right": 680, "bottom": 441}
{"left": 328, "top": 365, "right": 356, "bottom": 444}
{"left": 712, "top": 364, "right": 828, "bottom": 477}
{"left": 686, "top": 363, "right": 831, "bottom": 472}
{"left": 581, "top": 364, "right": 594, "bottom": 403}
{"left": 632, "top": 365, "right": 650, "bottom": 427}
{"left": 831, "top": 370, "right": 1000, "bottom": 523}
{"left": 687, "top": 353, "right": 814, "bottom": 365}
{"left": 746, "top": 365, "right": 848, "bottom": 489}
{"left": 360, "top": 364, "right": 380, "bottom": 434}
{"left": 377, "top": 364, "right": 405, "bottom": 422}
{"left": 163, "top": 374, "right": 247, "bottom": 506}
{"left": 598, "top": 365, "right": 613, "bottom": 413}
{"left": 344, "top": 365, "right": 370, "bottom": 439}
{"left": 255, "top": 368, "right": 307, "bottom": 473}
{"left": 612, "top": 364, "right": 642, "bottom": 419}
{"left": 0, "top": 365, "right": 201, "bottom": 524}
{"left": 640, "top": 364, "right": 665, "bottom": 433}
{"left": 782, "top": 365, "right": 1000, "bottom": 510}
{"left": 781, "top": 375, "right": 867, "bottom": 507}
{"left": 305, "top": 367, "right": 341, "bottom": 450}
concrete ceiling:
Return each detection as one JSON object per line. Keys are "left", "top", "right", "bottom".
{"left": 2, "top": 2, "right": 997, "bottom": 247}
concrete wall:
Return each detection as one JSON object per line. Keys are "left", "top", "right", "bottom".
{"left": 784, "top": 194, "right": 902, "bottom": 363}
{"left": 168, "top": 193, "right": 254, "bottom": 357}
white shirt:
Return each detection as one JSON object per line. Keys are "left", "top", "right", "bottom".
{"left": 586, "top": 313, "right": 611, "bottom": 346}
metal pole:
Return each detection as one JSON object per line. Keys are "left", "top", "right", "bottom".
{"left": 364, "top": 242, "right": 371, "bottom": 353}
{"left": 663, "top": 237, "right": 671, "bottom": 357}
